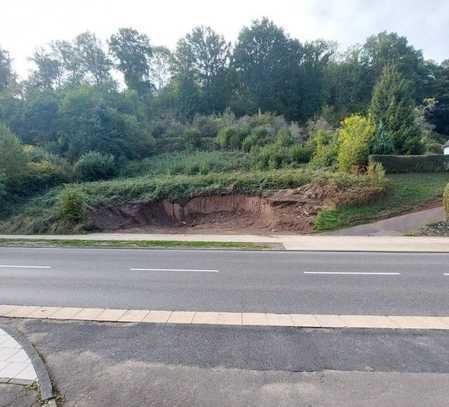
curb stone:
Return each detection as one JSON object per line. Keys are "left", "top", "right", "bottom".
{"left": 2, "top": 326, "right": 56, "bottom": 404}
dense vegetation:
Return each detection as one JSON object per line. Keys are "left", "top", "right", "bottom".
{"left": 1, "top": 19, "right": 448, "bottom": 232}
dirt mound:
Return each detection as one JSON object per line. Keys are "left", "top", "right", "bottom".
{"left": 89, "top": 183, "right": 383, "bottom": 234}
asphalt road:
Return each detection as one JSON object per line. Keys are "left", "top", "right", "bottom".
{"left": 1, "top": 247, "right": 449, "bottom": 315}
{"left": 3, "top": 318, "right": 449, "bottom": 407}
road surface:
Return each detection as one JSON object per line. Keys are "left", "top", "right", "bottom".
{"left": 1, "top": 247, "right": 449, "bottom": 315}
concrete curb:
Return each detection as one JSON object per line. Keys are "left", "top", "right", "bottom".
{"left": 2, "top": 326, "right": 56, "bottom": 404}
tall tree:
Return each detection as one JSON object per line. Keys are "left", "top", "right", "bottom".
{"left": 425, "top": 60, "right": 449, "bottom": 136}
{"left": 361, "top": 32, "right": 427, "bottom": 100}
{"left": 233, "top": 18, "right": 303, "bottom": 117}
{"left": 75, "top": 32, "right": 112, "bottom": 85}
{"left": 370, "top": 65, "right": 423, "bottom": 154}
{"left": 172, "top": 26, "right": 231, "bottom": 115}
{"left": 0, "top": 47, "right": 16, "bottom": 91}
{"left": 109, "top": 28, "right": 153, "bottom": 95}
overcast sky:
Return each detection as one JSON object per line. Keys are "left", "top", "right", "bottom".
{"left": 2, "top": 0, "right": 449, "bottom": 78}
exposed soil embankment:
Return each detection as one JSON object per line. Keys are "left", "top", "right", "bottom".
{"left": 90, "top": 183, "right": 383, "bottom": 234}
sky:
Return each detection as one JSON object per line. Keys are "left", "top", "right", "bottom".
{"left": 1, "top": 0, "right": 449, "bottom": 78}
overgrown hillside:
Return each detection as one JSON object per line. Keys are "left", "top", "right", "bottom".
{"left": 0, "top": 21, "right": 448, "bottom": 235}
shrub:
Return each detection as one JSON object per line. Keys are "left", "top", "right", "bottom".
{"left": 242, "top": 127, "right": 271, "bottom": 152}
{"left": 59, "top": 188, "right": 87, "bottom": 224}
{"left": 444, "top": 184, "right": 449, "bottom": 219}
{"left": 291, "top": 144, "right": 313, "bottom": 164}
{"left": 309, "top": 129, "right": 338, "bottom": 169}
{"left": 275, "top": 128, "right": 295, "bottom": 147}
{"left": 20, "top": 161, "right": 72, "bottom": 195}
{"left": 367, "top": 162, "right": 386, "bottom": 185}
{"left": 369, "top": 154, "right": 449, "bottom": 173}
{"left": 337, "top": 115, "right": 375, "bottom": 173}
{"left": 0, "top": 123, "right": 27, "bottom": 187}
{"left": 217, "top": 127, "right": 244, "bottom": 150}
{"left": 182, "top": 128, "right": 202, "bottom": 151}
{"left": 75, "top": 152, "right": 117, "bottom": 182}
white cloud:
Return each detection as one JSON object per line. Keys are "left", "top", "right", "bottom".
{"left": 1, "top": 0, "right": 448, "bottom": 77}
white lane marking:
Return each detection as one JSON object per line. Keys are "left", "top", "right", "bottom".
{"left": 304, "top": 271, "right": 400, "bottom": 276}
{"left": 130, "top": 268, "right": 219, "bottom": 273}
{"left": 0, "top": 265, "right": 51, "bottom": 269}
{"left": 444, "top": 273, "right": 449, "bottom": 276}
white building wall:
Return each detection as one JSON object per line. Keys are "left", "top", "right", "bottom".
{"left": 444, "top": 146, "right": 449, "bottom": 155}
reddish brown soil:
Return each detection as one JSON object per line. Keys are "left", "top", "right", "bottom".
{"left": 88, "top": 183, "right": 383, "bottom": 234}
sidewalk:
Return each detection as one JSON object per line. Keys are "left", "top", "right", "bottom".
{"left": 1, "top": 233, "right": 449, "bottom": 252}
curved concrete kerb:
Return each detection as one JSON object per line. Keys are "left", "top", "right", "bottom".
{"left": 0, "top": 326, "right": 56, "bottom": 404}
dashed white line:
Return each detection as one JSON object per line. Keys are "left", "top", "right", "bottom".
{"left": 130, "top": 268, "right": 219, "bottom": 273}
{"left": 0, "top": 265, "right": 51, "bottom": 269}
{"left": 303, "top": 271, "right": 400, "bottom": 276}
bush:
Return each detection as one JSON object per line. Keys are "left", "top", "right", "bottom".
{"left": 75, "top": 152, "right": 117, "bottom": 182}
{"left": 369, "top": 154, "right": 449, "bottom": 173}
{"left": 182, "top": 128, "right": 202, "bottom": 151}
{"left": 337, "top": 115, "right": 375, "bottom": 173}
{"left": 444, "top": 184, "right": 449, "bottom": 219}
{"left": 0, "top": 123, "right": 27, "bottom": 187}
{"left": 309, "top": 129, "right": 338, "bottom": 169}
{"left": 242, "top": 127, "right": 271, "bottom": 152}
{"left": 217, "top": 127, "right": 244, "bottom": 150}
{"left": 59, "top": 188, "right": 87, "bottom": 224}
{"left": 20, "top": 161, "right": 72, "bottom": 195}
{"left": 291, "top": 144, "right": 313, "bottom": 164}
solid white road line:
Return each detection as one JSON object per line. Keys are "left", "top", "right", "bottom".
{"left": 303, "top": 271, "right": 400, "bottom": 276}
{"left": 130, "top": 268, "right": 219, "bottom": 273}
{"left": 0, "top": 265, "right": 51, "bottom": 269}
{"left": 444, "top": 273, "right": 449, "bottom": 276}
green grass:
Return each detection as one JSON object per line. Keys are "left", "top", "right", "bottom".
{"left": 0, "top": 168, "right": 383, "bottom": 234}
{"left": 315, "top": 173, "right": 449, "bottom": 231}
{"left": 0, "top": 238, "right": 277, "bottom": 250}
{"left": 124, "top": 151, "right": 251, "bottom": 177}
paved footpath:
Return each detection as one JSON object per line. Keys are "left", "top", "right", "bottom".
{"left": 1, "top": 233, "right": 449, "bottom": 252}
{"left": 0, "top": 328, "right": 42, "bottom": 406}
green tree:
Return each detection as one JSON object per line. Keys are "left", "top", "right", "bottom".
{"left": 370, "top": 65, "right": 423, "bottom": 154}
{"left": 109, "top": 28, "right": 153, "bottom": 95}
{"left": 75, "top": 32, "right": 113, "bottom": 85}
{"left": 0, "top": 47, "right": 16, "bottom": 91}
{"left": 0, "top": 123, "right": 27, "bottom": 185}
{"left": 337, "top": 115, "right": 375, "bottom": 172}
{"left": 172, "top": 26, "right": 231, "bottom": 114}
{"left": 233, "top": 18, "right": 303, "bottom": 118}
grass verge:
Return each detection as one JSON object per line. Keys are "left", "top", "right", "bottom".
{"left": 315, "top": 173, "right": 449, "bottom": 231}
{"left": 0, "top": 238, "right": 279, "bottom": 250}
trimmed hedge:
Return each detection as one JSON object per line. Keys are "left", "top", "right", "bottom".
{"left": 444, "top": 184, "right": 449, "bottom": 219}
{"left": 369, "top": 154, "right": 449, "bottom": 173}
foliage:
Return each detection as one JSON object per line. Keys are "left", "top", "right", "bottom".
{"left": 309, "top": 129, "right": 338, "bottom": 168}
{"left": 59, "top": 187, "right": 87, "bottom": 225}
{"left": 370, "top": 65, "right": 424, "bottom": 154}
{"left": 74, "top": 151, "right": 117, "bottom": 182}
{"left": 125, "top": 151, "right": 251, "bottom": 177}
{"left": 0, "top": 123, "right": 27, "bottom": 187}
{"left": 337, "top": 115, "right": 375, "bottom": 172}
{"left": 217, "top": 127, "right": 245, "bottom": 150}
{"left": 369, "top": 154, "right": 449, "bottom": 173}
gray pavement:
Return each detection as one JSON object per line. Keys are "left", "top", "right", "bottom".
{"left": 0, "top": 383, "right": 40, "bottom": 407}
{"left": 2, "top": 247, "right": 449, "bottom": 315}
{"left": 2, "top": 318, "right": 449, "bottom": 407}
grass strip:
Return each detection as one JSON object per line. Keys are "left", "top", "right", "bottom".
{"left": 0, "top": 238, "right": 279, "bottom": 251}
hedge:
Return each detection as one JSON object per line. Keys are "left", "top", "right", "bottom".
{"left": 369, "top": 154, "right": 449, "bottom": 173}
{"left": 444, "top": 184, "right": 449, "bottom": 219}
